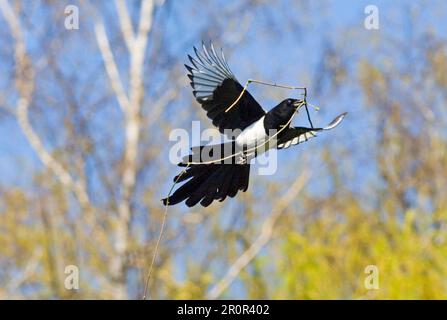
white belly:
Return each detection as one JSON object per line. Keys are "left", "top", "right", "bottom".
{"left": 235, "top": 116, "right": 269, "bottom": 149}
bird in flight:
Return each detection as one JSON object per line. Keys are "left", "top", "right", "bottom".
{"left": 162, "top": 43, "right": 346, "bottom": 207}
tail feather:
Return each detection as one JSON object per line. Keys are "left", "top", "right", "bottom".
{"left": 174, "top": 164, "right": 205, "bottom": 182}
{"left": 239, "top": 165, "right": 250, "bottom": 192}
{"left": 162, "top": 161, "right": 250, "bottom": 207}
{"left": 217, "top": 166, "right": 235, "bottom": 202}
{"left": 163, "top": 167, "right": 211, "bottom": 206}
{"left": 185, "top": 165, "right": 224, "bottom": 207}
{"left": 163, "top": 142, "right": 251, "bottom": 207}
{"left": 228, "top": 168, "right": 241, "bottom": 198}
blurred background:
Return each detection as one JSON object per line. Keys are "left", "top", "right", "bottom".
{"left": 1, "top": 0, "right": 447, "bottom": 299}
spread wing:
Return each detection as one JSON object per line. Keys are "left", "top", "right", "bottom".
{"left": 186, "top": 42, "right": 265, "bottom": 138}
{"left": 277, "top": 112, "right": 347, "bottom": 149}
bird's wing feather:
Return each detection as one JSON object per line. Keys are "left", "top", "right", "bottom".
{"left": 276, "top": 112, "right": 347, "bottom": 149}
{"left": 276, "top": 127, "right": 318, "bottom": 149}
{"left": 186, "top": 42, "right": 266, "bottom": 138}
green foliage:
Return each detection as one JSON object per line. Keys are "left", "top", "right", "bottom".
{"left": 274, "top": 203, "right": 447, "bottom": 299}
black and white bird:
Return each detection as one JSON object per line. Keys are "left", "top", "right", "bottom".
{"left": 162, "top": 43, "right": 346, "bottom": 207}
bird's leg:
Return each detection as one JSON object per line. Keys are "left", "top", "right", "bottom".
{"left": 237, "top": 153, "right": 248, "bottom": 165}
{"left": 236, "top": 147, "right": 248, "bottom": 165}
{"left": 236, "top": 145, "right": 257, "bottom": 165}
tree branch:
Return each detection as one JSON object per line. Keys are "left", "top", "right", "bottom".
{"left": 115, "top": 0, "right": 135, "bottom": 51}
{"left": 206, "top": 171, "right": 311, "bottom": 299}
{"left": 95, "top": 0, "right": 158, "bottom": 299}
{"left": 94, "top": 22, "right": 130, "bottom": 113}
{"left": 5, "top": 246, "right": 43, "bottom": 296}
{"left": 0, "top": 0, "right": 91, "bottom": 210}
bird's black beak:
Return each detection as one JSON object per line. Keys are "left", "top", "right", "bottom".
{"left": 293, "top": 99, "right": 304, "bottom": 108}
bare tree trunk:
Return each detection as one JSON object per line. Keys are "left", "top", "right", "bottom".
{"left": 96, "top": 0, "right": 157, "bottom": 299}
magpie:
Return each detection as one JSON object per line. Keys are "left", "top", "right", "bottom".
{"left": 162, "top": 42, "right": 346, "bottom": 207}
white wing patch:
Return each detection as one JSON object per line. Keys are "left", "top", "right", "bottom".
{"left": 277, "top": 131, "right": 317, "bottom": 149}
{"left": 276, "top": 112, "right": 347, "bottom": 150}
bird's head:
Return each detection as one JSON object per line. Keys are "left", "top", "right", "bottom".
{"left": 274, "top": 98, "right": 304, "bottom": 116}
{"left": 264, "top": 98, "right": 305, "bottom": 131}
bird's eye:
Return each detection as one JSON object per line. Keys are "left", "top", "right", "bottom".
{"left": 287, "top": 99, "right": 292, "bottom": 104}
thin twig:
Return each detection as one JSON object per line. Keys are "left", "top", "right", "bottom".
{"left": 142, "top": 163, "right": 191, "bottom": 299}
{"left": 225, "top": 79, "right": 306, "bottom": 113}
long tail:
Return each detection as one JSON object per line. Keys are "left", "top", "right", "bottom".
{"left": 162, "top": 143, "right": 250, "bottom": 207}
